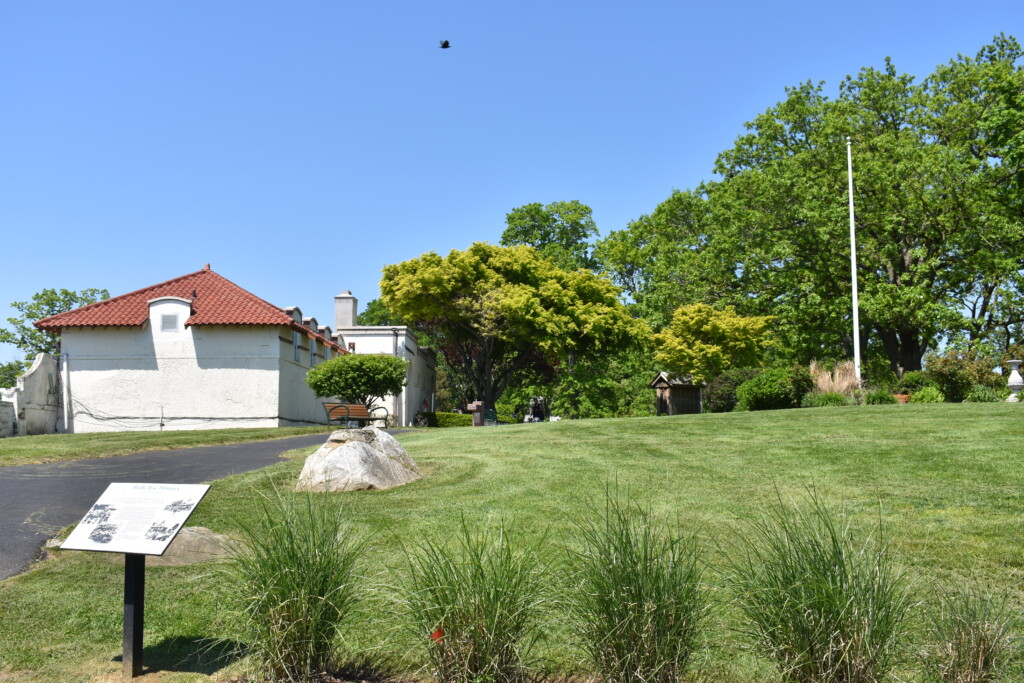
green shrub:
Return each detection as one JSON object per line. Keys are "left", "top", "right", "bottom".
{"left": 801, "top": 392, "right": 852, "bottom": 408}
{"left": 925, "top": 587, "right": 1020, "bottom": 682}
{"left": 925, "top": 350, "right": 1002, "bottom": 403}
{"left": 566, "top": 492, "right": 707, "bottom": 682}
{"left": 963, "top": 384, "right": 1002, "bottom": 403}
{"left": 863, "top": 358, "right": 899, "bottom": 393}
{"left": 730, "top": 493, "right": 912, "bottom": 683}
{"left": 736, "top": 366, "right": 812, "bottom": 411}
{"left": 227, "top": 489, "right": 364, "bottom": 683}
{"left": 704, "top": 367, "right": 762, "bottom": 413}
{"left": 896, "top": 370, "right": 938, "bottom": 394}
{"left": 400, "top": 520, "right": 547, "bottom": 683}
{"left": 909, "top": 386, "right": 946, "bottom": 403}
{"left": 306, "top": 353, "right": 408, "bottom": 405}
{"left": 416, "top": 411, "right": 473, "bottom": 428}
{"left": 866, "top": 389, "right": 899, "bottom": 405}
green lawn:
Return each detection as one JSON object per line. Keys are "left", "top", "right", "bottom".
{"left": 0, "top": 426, "right": 333, "bottom": 467}
{"left": 1, "top": 404, "right": 1022, "bottom": 681}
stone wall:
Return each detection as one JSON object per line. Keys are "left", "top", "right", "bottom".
{"left": 0, "top": 401, "right": 14, "bottom": 438}
{"left": 1, "top": 353, "right": 60, "bottom": 436}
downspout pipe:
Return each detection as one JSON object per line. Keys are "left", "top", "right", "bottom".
{"left": 61, "top": 353, "right": 71, "bottom": 433}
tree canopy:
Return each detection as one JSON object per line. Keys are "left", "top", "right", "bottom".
{"left": 654, "top": 304, "right": 774, "bottom": 384}
{"left": 305, "top": 353, "right": 407, "bottom": 407}
{"left": 356, "top": 299, "right": 405, "bottom": 326}
{"left": 1, "top": 288, "right": 110, "bottom": 360}
{"left": 501, "top": 200, "right": 600, "bottom": 271}
{"left": 597, "top": 35, "right": 1024, "bottom": 372}
{"left": 380, "top": 242, "right": 647, "bottom": 409}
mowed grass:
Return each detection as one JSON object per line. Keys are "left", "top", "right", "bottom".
{"left": 1, "top": 403, "right": 1023, "bottom": 682}
{"left": 0, "top": 426, "right": 333, "bottom": 467}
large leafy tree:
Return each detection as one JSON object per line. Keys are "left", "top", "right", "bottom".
{"left": 380, "top": 243, "right": 647, "bottom": 410}
{"left": 501, "top": 200, "right": 600, "bottom": 271}
{"left": 598, "top": 36, "right": 1024, "bottom": 372}
{"left": 1, "top": 287, "right": 110, "bottom": 361}
{"left": 356, "top": 298, "right": 405, "bottom": 326}
{"left": 654, "top": 304, "right": 774, "bottom": 384}
{"left": 0, "top": 362, "right": 22, "bottom": 389}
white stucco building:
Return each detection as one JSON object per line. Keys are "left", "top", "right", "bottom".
{"left": 34, "top": 265, "right": 346, "bottom": 433}
{"left": 26, "top": 266, "right": 438, "bottom": 434}
{"left": 334, "top": 291, "right": 436, "bottom": 427}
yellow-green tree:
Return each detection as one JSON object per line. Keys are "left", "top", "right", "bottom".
{"left": 654, "top": 304, "right": 773, "bottom": 384}
{"left": 380, "top": 243, "right": 648, "bottom": 410}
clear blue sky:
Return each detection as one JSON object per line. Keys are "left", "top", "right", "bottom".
{"left": 1, "top": 1, "right": 1019, "bottom": 364}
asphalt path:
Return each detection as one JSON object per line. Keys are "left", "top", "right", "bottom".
{"left": 0, "top": 433, "right": 328, "bottom": 581}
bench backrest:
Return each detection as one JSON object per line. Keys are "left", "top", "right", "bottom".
{"left": 325, "top": 403, "right": 374, "bottom": 420}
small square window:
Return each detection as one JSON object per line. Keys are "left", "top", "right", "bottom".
{"left": 161, "top": 314, "right": 178, "bottom": 332}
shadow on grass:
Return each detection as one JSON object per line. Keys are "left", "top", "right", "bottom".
{"left": 113, "top": 635, "right": 243, "bottom": 676}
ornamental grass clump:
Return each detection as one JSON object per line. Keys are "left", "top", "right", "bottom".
{"left": 566, "top": 492, "right": 707, "bottom": 682}
{"left": 401, "top": 519, "right": 547, "bottom": 683}
{"left": 729, "top": 493, "right": 912, "bottom": 683}
{"left": 926, "top": 586, "right": 1019, "bottom": 682}
{"left": 227, "top": 488, "right": 364, "bottom": 683}
{"left": 810, "top": 360, "right": 860, "bottom": 397}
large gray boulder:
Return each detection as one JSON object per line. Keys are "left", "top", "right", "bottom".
{"left": 296, "top": 427, "right": 421, "bottom": 492}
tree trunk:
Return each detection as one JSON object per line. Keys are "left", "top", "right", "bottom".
{"left": 877, "top": 327, "right": 927, "bottom": 374}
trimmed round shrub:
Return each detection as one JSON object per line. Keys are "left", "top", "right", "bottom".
{"left": 703, "top": 367, "right": 762, "bottom": 413}
{"left": 896, "top": 371, "right": 938, "bottom": 394}
{"left": 908, "top": 386, "right": 945, "bottom": 403}
{"left": 801, "top": 392, "right": 851, "bottom": 408}
{"left": 866, "top": 389, "right": 899, "bottom": 405}
{"left": 963, "top": 384, "right": 1002, "bottom": 403}
{"left": 737, "top": 366, "right": 812, "bottom": 411}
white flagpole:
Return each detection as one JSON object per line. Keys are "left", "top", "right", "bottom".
{"left": 846, "top": 136, "right": 862, "bottom": 388}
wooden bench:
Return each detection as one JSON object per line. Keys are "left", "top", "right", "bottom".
{"left": 323, "top": 402, "right": 389, "bottom": 427}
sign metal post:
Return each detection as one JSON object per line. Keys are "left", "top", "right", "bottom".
{"left": 123, "top": 553, "right": 145, "bottom": 678}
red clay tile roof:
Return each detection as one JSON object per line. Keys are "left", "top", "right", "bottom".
{"left": 34, "top": 265, "right": 345, "bottom": 352}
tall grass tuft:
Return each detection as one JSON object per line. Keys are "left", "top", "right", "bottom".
{"left": 810, "top": 360, "right": 860, "bottom": 397}
{"left": 400, "top": 518, "right": 547, "bottom": 683}
{"left": 729, "top": 492, "right": 912, "bottom": 683}
{"left": 926, "top": 586, "right": 1019, "bottom": 682}
{"left": 226, "top": 488, "right": 364, "bottom": 683}
{"left": 565, "top": 491, "right": 707, "bottom": 682}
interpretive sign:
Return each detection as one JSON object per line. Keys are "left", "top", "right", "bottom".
{"left": 61, "top": 483, "right": 211, "bottom": 679}
{"left": 62, "top": 483, "right": 210, "bottom": 555}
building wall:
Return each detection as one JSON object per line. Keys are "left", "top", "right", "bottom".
{"left": 61, "top": 298, "right": 288, "bottom": 432}
{"left": 277, "top": 318, "right": 335, "bottom": 427}
{"left": 338, "top": 327, "right": 436, "bottom": 426}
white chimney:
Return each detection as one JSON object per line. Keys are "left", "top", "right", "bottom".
{"left": 334, "top": 290, "right": 358, "bottom": 329}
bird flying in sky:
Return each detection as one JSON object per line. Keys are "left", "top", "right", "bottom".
{"left": 439, "top": 40, "right": 450, "bottom": 49}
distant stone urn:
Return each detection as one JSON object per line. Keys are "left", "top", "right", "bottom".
{"left": 296, "top": 427, "right": 422, "bottom": 492}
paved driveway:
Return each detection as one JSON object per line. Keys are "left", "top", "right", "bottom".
{"left": 0, "top": 433, "right": 328, "bottom": 581}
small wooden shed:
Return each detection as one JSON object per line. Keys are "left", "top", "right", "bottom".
{"left": 649, "top": 372, "right": 702, "bottom": 415}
